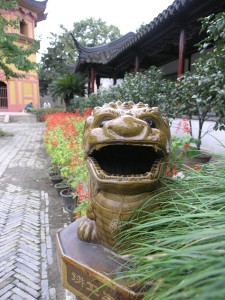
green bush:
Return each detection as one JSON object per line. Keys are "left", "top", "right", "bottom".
{"left": 68, "top": 66, "right": 171, "bottom": 111}
{"left": 29, "top": 107, "right": 65, "bottom": 121}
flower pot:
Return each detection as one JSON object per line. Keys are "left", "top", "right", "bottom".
{"left": 183, "top": 152, "right": 212, "bottom": 168}
{"left": 54, "top": 182, "right": 70, "bottom": 196}
{"left": 65, "top": 204, "right": 75, "bottom": 223}
{"left": 49, "top": 171, "right": 60, "bottom": 177}
{"left": 50, "top": 175, "right": 63, "bottom": 185}
{"left": 49, "top": 167, "right": 60, "bottom": 177}
{"left": 60, "top": 189, "right": 78, "bottom": 207}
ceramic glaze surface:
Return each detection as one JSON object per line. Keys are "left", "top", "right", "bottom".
{"left": 78, "top": 101, "right": 171, "bottom": 249}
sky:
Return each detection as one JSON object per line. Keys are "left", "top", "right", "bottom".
{"left": 35, "top": 0, "right": 174, "bottom": 62}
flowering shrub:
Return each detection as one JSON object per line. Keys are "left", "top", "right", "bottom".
{"left": 167, "top": 118, "right": 201, "bottom": 176}
{"left": 73, "top": 182, "right": 89, "bottom": 219}
{"left": 44, "top": 109, "right": 92, "bottom": 190}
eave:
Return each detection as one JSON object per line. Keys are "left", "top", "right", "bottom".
{"left": 18, "top": 0, "right": 48, "bottom": 22}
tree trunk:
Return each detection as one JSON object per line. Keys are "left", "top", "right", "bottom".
{"left": 64, "top": 94, "right": 73, "bottom": 111}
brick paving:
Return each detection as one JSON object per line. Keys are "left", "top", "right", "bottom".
{"left": 0, "top": 123, "right": 76, "bottom": 300}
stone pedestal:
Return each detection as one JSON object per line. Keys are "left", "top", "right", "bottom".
{"left": 57, "top": 217, "right": 146, "bottom": 300}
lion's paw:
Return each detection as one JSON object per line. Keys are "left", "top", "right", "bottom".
{"left": 77, "top": 217, "right": 98, "bottom": 243}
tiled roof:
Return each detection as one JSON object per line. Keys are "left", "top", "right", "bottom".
{"left": 71, "top": 0, "right": 225, "bottom": 78}
{"left": 71, "top": 32, "right": 135, "bottom": 65}
{"left": 73, "top": 0, "right": 193, "bottom": 66}
{"left": 107, "top": 0, "right": 198, "bottom": 63}
{"left": 18, "top": 0, "right": 48, "bottom": 22}
{"left": 22, "top": 0, "right": 48, "bottom": 8}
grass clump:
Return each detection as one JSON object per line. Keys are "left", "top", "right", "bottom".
{"left": 0, "top": 127, "right": 6, "bottom": 136}
{"left": 115, "top": 155, "right": 225, "bottom": 300}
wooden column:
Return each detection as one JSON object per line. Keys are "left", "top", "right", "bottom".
{"left": 96, "top": 75, "right": 101, "bottom": 90}
{"left": 113, "top": 69, "right": 117, "bottom": 85}
{"left": 88, "top": 70, "right": 91, "bottom": 95}
{"left": 91, "top": 66, "right": 95, "bottom": 93}
{"left": 134, "top": 55, "right": 139, "bottom": 74}
{"left": 178, "top": 27, "right": 186, "bottom": 77}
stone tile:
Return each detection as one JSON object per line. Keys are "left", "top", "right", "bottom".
{"left": 15, "top": 262, "right": 38, "bottom": 277}
{"left": 18, "top": 253, "right": 40, "bottom": 266}
{"left": 18, "top": 243, "right": 40, "bottom": 255}
{"left": 0, "top": 283, "right": 14, "bottom": 297}
{"left": 15, "top": 274, "right": 40, "bottom": 291}
{"left": 17, "top": 248, "right": 40, "bottom": 261}
{"left": 41, "top": 279, "right": 49, "bottom": 300}
{"left": 14, "top": 267, "right": 40, "bottom": 284}
{"left": 12, "top": 286, "right": 36, "bottom": 300}
{"left": 16, "top": 257, "right": 40, "bottom": 272}
{"left": 0, "top": 290, "right": 13, "bottom": 300}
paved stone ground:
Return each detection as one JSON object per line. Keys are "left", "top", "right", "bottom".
{"left": 0, "top": 123, "right": 76, "bottom": 300}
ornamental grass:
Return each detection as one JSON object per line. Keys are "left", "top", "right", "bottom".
{"left": 114, "top": 151, "right": 225, "bottom": 300}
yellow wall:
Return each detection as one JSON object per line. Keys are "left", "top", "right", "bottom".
{"left": 24, "top": 82, "right": 32, "bottom": 96}
{"left": 28, "top": 20, "right": 34, "bottom": 39}
{"left": 9, "top": 81, "right": 16, "bottom": 104}
{"left": 33, "top": 83, "right": 38, "bottom": 105}
{"left": 18, "top": 81, "right": 22, "bottom": 104}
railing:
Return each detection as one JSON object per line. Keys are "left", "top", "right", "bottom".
{"left": 0, "top": 86, "right": 8, "bottom": 108}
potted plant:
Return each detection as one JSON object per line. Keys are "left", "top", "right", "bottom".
{"left": 64, "top": 182, "right": 89, "bottom": 222}
{"left": 54, "top": 180, "right": 70, "bottom": 196}
{"left": 60, "top": 188, "right": 78, "bottom": 207}
{"left": 169, "top": 134, "right": 211, "bottom": 171}
{"left": 49, "top": 174, "right": 63, "bottom": 185}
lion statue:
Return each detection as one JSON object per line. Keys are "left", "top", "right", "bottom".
{"left": 77, "top": 101, "right": 171, "bottom": 249}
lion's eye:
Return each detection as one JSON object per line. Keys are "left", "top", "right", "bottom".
{"left": 143, "top": 118, "right": 156, "bottom": 128}
{"left": 99, "top": 118, "right": 112, "bottom": 128}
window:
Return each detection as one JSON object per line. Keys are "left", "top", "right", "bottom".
{"left": 20, "top": 20, "right": 28, "bottom": 36}
{"left": 0, "top": 82, "right": 8, "bottom": 108}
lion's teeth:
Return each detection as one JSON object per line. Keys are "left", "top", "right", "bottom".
{"left": 88, "top": 157, "right": 162, "bottom": 180}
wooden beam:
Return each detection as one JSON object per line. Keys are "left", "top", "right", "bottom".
{"left": 178, "top": 27, "right": 186, "bottom": 77}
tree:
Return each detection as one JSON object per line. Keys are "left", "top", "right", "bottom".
{"left": 38, "top": 18, "right": 121, "bottom": 95}
{"left": 160, "top": 13, "right": 225, "bottom": 149}
{"left": 0, "top": 0, "right": 39, "bottom": 79}
{"left": 67, "top": 17, "right": 121, "bottom": 47}
{"left": 38, "top": 33, "right": 73, "bottom": 96}
{"left": 49, "top": 73, "right": 87, "bottom": 110}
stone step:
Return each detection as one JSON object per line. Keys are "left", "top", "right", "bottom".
{"left": 0, "top": 115, "right": 9, "bottom": 123}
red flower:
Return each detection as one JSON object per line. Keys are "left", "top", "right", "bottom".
{"left": 194, "top": 165, "right": 200, "bottom": 171}
{"left": 184, "top": 142, "right": 189, "bottom": 150}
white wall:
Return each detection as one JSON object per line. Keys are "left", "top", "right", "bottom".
{"left": 170, "top": 118, "right": 225, "bottom": 153}
{"left": 160, "top": 59, "right": 189, "bottom": 75}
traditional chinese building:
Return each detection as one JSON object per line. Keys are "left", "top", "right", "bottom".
{"left": 0, "top": 0, "right": 48, "bottom": 112}
{"left": 70, "top": 0, "right": 225, "bottom": 93}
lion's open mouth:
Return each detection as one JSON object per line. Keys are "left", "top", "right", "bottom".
{"left": 88, "top": 144, "right": 165, "bottom": 180}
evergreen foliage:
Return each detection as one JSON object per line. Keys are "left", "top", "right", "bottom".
{"left": 38, "top": 18, "right": 121, "bottom": 95}
{"left": 49, "top": 73, "right": 87, "bottom": 110}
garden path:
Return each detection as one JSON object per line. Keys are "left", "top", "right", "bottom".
{"left": 0, "top": 123, "right": 76, "bottom": 300}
